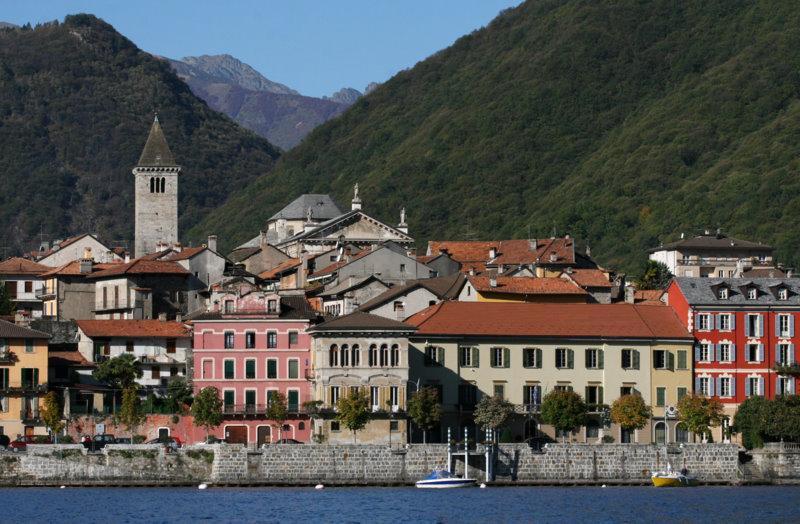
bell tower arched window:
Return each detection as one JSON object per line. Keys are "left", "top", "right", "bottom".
{"left": 150, "top": 177, "right": 155, "bottom": 193}
{"left": 160, "top": 177, "right": 166, "bottom": 193}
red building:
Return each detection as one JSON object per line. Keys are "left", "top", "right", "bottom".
{"left": 666, "top": 277, "right": 800, "bottom": 438}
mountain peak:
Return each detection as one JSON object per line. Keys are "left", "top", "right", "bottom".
{"left": 325, "top": 87, "right": 362, "bottom": 105}
{"left": 177, "top": 54, "right": 298, "bottom": 95}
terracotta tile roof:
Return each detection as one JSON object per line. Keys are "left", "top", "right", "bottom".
{"left": 563, "top": 269, "right": 612, "bottom": 288}
{"left": 258, "top": 258, "right": 301, "bottom": 280}
{"left": 164, "top": 246, "right": 208, "bottom": 261}
{"left": 86, "top": 258, "right": 189, "bottom": 279}
{"left": 0, "top": 257, "right": 50, "bottom": 276}
{"left": 633, "top": 289, "right": 665, "bottom": 305}
{"left": 427, "top": 238, "right": 577, "bottom": 269}
{"left": 39, "top": 261, "right": 120, "bottom": 278}
{"left": 649, "top": 233, "right": 772, "bottom": 253}
{"left": 468, "top": 276, "right": 587, "bottom": 295}
{"left": 310, "top": 249, "right": 372, "bottom": 278}
{"left": 357, "top": 274, "right": 465, "bottom": 312}
{"left": 406, "top": 302, "right": 691, "bottom": 340}
{"left": 309, "top": 311, "right": 416, "bottom": 332}
{"left": 76, "top": 320, "right": 190, "bottom": 338}
{"left": 0, "top": 319, "right": 50, "bottom": 339}
{"left": 49, "top": 349, "right": 93, "bottom": 368}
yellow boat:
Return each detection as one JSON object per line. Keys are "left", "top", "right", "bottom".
{"left": 651, "top": 470, "right": 698, "bottom": 487}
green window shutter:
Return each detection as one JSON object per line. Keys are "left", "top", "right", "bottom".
{"left": 267, "top": 360, "right": 277, "bottom": 379}
{"left": 677, "top": 387, "right": 687, "bottom": 401}
{"left": 667, "top": 351, "right": 675, "bottom": 371}
{"left": 633, "top": 350, "right": 640, "bottom": 370}
{"left": 656, "top": 387, "right": 665, "bottom": 407}
{"left": 437, "top": 347, "right": 445, "bottom": 366}
{"left": 245, "top": 360, "right": 255, "bottom": 379}
{"left": 585, "top": 386, "right": 590, "bottom": 404}
{"left": 223, "top": 390, "right": 234, "bottom": 406}
{"left": 585, "top": 349, "right": 591, "bottom": 368}
{"left": 472, "top": 347, "right": 479, "bottom": 368}
{"left": 598, "top": 386, "right": 603, "bottom": 405}
{"left": 245, "top": 390, "right": 256, "bottom": 405}
{"left": 536, "top": 348, "right": 542, "bottom": 369}
{"left": 568, "top": 349, "right": 574, "bottom": 369}
{"left": 598, "top": 349, "right": 604, "bottom": 369}
{"left": 0, "top": 368, "right": 6, "bottom": 388}
{"left": 33, "top": 368, "right": 39, "bottom": 386}
{"left": 677, "top": 350, "right": 687, "bottom": 370}
{"left": 503, "top": 347, "right": 510, "bottom": 368}
{"left": 288, "top": 360, "right": 299, "bottom": 379}
{"left": 224, "top": 360, "right": 234, "bottom": 379}
{"left": 288, "top": 390, "right": 299, "bottom": 410}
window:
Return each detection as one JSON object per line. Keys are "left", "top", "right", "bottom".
{"left": 655, "top": 387, "right": 666, "bottom": 407}
{"left": 779, "top": 288, "right": 789, "bottom": 301}
{"left": 224, "top": 360, "right": 235, "bottom": 379}
{"left": 266, "top": 359, "right": 278, "bottom": 379}
{"left": 267, "top": 300, "right": 278, "bottom": 314}
{"left": 778, "top": 343, "right": 793, "bottom": 366}
{"left": 287, "top": 390, "right": 299, "bottom": 412}
{"left": 113, "top": 286, "right": 119, "bottom": 308}
{"left": 677, "top": 387, "right": 687, "bottom": 401}
{"left": 653, "top": 350, "right": 668, "bottom": 370}
{"left": 370, "top": 386, "right": 380, "bottom": 409}
{"left": 777, "top": 377, "right": 792, "bottom": 396}
{"left": 380, "top": 344, "right": 389, "bottom": 367}
{"left": 424, "top": 346, "right": 443, "bottom": 367}
{"left": 224, "top": 300, "right": 234, "bottom": 313}
{"left": 399, "top": 264, "right": 406, "bottom": 273}
{"left": 697, "top": 314, "right": 711, "bottom": 331}
{"left": 697, "top": 343, "right": 712, "bottom": 363}
{"left": 0, "top": 369, "right": 7, "bottom": 389}
{"left": 493, "top": 383, "right": 505, "bottom": 399}
{"left": 352, "top": 345, "right": 360, "bottom": 367}
{"left": 245, "top": 332, "right": 256, "bottom": 349}
{"left": 21, "top": 368, "right": 39, "bottom": 387}
{"left": 556, "top": 348, "right": 573, "bottom": 369}
{"left": 523, "top": 348, "right": 541, "bottom": 368}
{"left": 223, "top": 390, "right": 235, "bottom": 410}
{"left": 459, "top": 346, "right": 478, "bottom": 368}
{"left": 620, "top": 386, "right": 635, "bottom": 396}
{"left": 585, "top": 385, "right": 603, "bottom": 408}
{"left": 340, "top": 345, "right": 350, "bottom": 367}
{"left": 747, "top": 288, "right": 757, "bottom": 300}
{"left": 245, "top": 390, "right": 256, "bottom": 412}
{"left": 523, "top": 385, "right": 541, "bottom": 408}
{"left": 719, "top": 377, "right": 732, "bottom": 397}
{"left": 390, "top": 345, "right": 399, "bottom": 367}
{"left": 24, "top": 340, "right": 33, "bottom": 353}
{"left": 390, "top": 386, "right": 399, "bottom": 409}
{"left": 746, "top": 377, "right": 762, "bottom": 397}
{"left": 718, "top": 288, "right": 729, "bottom": 300}
{"left": 125, "top": 340, "right": 134, "bottom": 353}
{"left": 267, "top": 332, "right": 277, "bottom": 349}
{"left": 331, "top": 421, "right": 340, "bottom": 432}
{"left": 491, "top": 347, "right": 509, "bottom": 368}
{"left": 288, "top": 359, "right": 299, "bottom": 379}
{"left": 330, "top": 386, "right": 340, "bottom": 406}
{"left": 718, "top": 343, "right": 732, "bottom": 363}
{"left": 245, "top": 359, "right": 256, "bottom": 379}
{"left": 554, "top": 384, "right": 573, "bottom": 392}
{"left": 458, "top": 383, "right": 477, "bottom": 409}
{"left": 171, "top": 367, "right": 178, "bottom": 377}
{"left": 224, "top": 331, "right": 234, "bottom": 349}
{"left": 166, "top": 339, "right": 176, "bottom": 354}
{"left": 585, "top": 348, "right": 602, "bottom": 369}
{"left": 390, "top": 420, "right": 399, "bottom": 432}
{"left": 288, "top": 331, "right": 299, "bottom": 347}
{"left": 746, "top": 343, "right": 762, "bottom": 362}
{"left": 779, "top": 315, "right": 793, "bottom": 337}
{"left": 719, "top": 314, "right": 732, "bottom": 331}
{"left": 746, "top": 314, "right": 762, "bottom": 337}
{"left": 329, "top": 345, "right": 338, "bottom": 367}
{"left": 698, "top": 377, "right": 711, "bottom": 396}
{"left": 621, "top": 349, "right": 639, "bottom": 370}
{"left": 393, "top": 301, "right": 405, "bottom": 312}
{"left": 368, "top": 345, "right": 378, "bottom": 367}
{"left": 149, "top": 366, "right": 160, "bottom": 379}
{"left": 102, "top": 287, "right": 107, "bottom": 309}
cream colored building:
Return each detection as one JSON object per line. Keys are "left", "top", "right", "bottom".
{"left": 308, "top": 312, "right": 416, "bottom": 444}
{"left": 407, "top": 302, "right": 693, "bottom": 444}
{"left": 649, "top": 341, "right": 694, "bottom": 444}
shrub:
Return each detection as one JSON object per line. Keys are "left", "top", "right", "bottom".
{"left": 132, "top": 435, "right": 146, "bottom": 444}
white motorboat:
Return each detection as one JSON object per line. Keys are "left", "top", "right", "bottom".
{"left": 415, "top": 470, "right": 476, "bottom": 489}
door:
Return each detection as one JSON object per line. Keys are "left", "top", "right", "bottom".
{"left": 24, "top": 426, "right": 34, "bottom": 438}
{"left": 158, "top": 428, "right": 170, "bottom": 440}
{"left": 202, "top": 359, "right": 212, "bottom": 379}
{"left": 257, "top": 426, "right": 271, "bottom": 447}
{"left": 225, "top": 425, "right": 248, "bottom": 444}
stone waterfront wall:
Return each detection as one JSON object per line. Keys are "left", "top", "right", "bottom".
{"left": 0, "top": 443, "right": 741, "bottom": 486}
{"left": 749, "top": 443, "right": 800, "bottom": 480}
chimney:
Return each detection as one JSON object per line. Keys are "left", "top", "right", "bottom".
{"left": 105, "top": 250, "right": 113, "bottom": 263}
{"left": 489, "top": 247, "right": 497, "bottom": 260}
{"left": 260, "top": 230, "right": 269, "bottom": 248}
{"left": 175, "top": 313, "right": 182, "bottom": 323}
{"left": 549, "top": 253, "right": 558, "bottom": 263}
{"left": 529, "top": 239, "right": 537, "bottom": 251}
{"left": 469, "top": 268, "right": 475, "bottom": 276}
{"left": 173, "top": 242, "right": 183, "bottom": 253}
{"left": 207, "top": 235, "right": 218, "bottom": 253}
{"left": 158, "top": 312, "right": 167, "bottom": 322}
{"left": 124, "top": 253, "right": 131, "bottom": 263}
{"left": 624, "top": 284, "right": 635, "bottom": 304}
{"left": 586, "top": 245, "right": 591, "bottom": 257}
{"left": 489, "top": 276, "right": 497, "bottom": 288}
{"left": 79, "top": 258, "right": 92, "bottom": 274}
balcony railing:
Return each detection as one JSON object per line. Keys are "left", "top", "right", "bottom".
{"left": 35, "top": 289, "right": 56, "bottom": 300}
{"left": 679, "top": 256, "right": 769, "bottom": 267}
{"left": 222, "top": 404, "right": 306, "bottom": 417}
{"left": 20, "top": 409, "right": 41, "bottom": 422}
{"left": 1, "top": 384, "right": 47, "bottom": 395}
{"left": 0, "top": 351, "right": 16, "bottom": 363}
{"left": 515, "top": 403, "right": 541, "bottom": 414}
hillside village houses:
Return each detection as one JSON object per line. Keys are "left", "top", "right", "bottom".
{"left": 0, "top": 116, "right": 796, "bottom": 448}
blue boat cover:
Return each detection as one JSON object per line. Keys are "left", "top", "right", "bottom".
{"left": 424, "top": 470, "right": 454, "bottom": 480}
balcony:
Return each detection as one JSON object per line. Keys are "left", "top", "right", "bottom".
{"left": 35, "top": 288, "right": 56, "bottom": 300}
{"left": 20, "top": 409, "right": 41, "bottom": 423}
{"left": 2, "top": 384, "right": 47, "bottom": 396}
{"left": 515, "top": 403, "right": 541, "bottom": 414}
{"left": 0, "top": 351, "right": 16, "bottom": 363}
{"left": 222, "top": 403, "right": 306, "bottom": 417}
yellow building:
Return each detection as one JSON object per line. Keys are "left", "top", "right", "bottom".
{"left": 407, "top": 302, "right": 693, "bottom": 444}
{"left": 650, "top": 342, "right": 694, "bottom": 444}
{"left": 0, "top": 320, "right": 50, "bottom": 438}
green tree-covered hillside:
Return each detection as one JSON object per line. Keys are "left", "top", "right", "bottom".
{"left": 191, "top": 0, "right": 800, "bottom": 272}
{"left": 0, "top": 15, "right": 280, "bottom": 253}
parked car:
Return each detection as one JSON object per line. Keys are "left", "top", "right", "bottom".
{"left": 9, "top": 435, "right": 52, "bottom": 452}
{"left": 274, "top": 438, "right": 303, "bottom": 444}
{"left": 83, "top": 434, "right": 115, "bottom": 452}
{"left": 195, "top": 436, "right": 226, "bottom": 445}
{"left": 114, "top": 437, "right": 132, "bottom": 445}
{"left": 146, "top": 436, "right": 182, "bottom": 450}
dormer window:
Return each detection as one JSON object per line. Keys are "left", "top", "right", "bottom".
{"left": 747, "top": 288, "right": 757, "bottom": 300}
{"left": 779, "top": 288, "right": 789, "bottom": 301}
{"left": 718, "top": 288, "right": 729, "bottom": 300}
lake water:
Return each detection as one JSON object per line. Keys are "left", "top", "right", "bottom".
{"left": 1, "top": 485, "right": 797, "bottom": 523}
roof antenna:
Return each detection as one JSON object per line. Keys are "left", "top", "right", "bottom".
{"left": 551, "top": 222, "right": 557, "bottom": 238}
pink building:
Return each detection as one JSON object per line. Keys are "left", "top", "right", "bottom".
{"left": 190, "top": 291, "right": 322, "bottom": 445}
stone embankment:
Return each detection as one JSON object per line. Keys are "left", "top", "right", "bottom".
{"left": 0, "top": 443, "right": 748, "bottom": 487}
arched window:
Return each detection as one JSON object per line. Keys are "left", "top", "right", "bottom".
{"left": 160, "top": 177, "right": 166, "bottom": 193}
{"left": 654, "top": 421, "right": 666, "bottom": 445}
{"left": 380, "top": 344, "right": 389, "bottom": 367}
{"left": 340, "top": 344, "right": 349, "bottom": 367}
{"left": 150, "top": 177, "right": 155, "bottom": 193}
{"left": 351, "top": 344, "right": 360, "bottom": 367}
{"left": 390, "top": 344, "right": 400, "bottom": 367}
{"left": 369, "top": 345, "right": 378, "bottom": 367}
{"left": 298, "top": 421, "right": 305, "bottom": 430}
{"left": 329, "top": 345, "right": 338, "bottom": 367}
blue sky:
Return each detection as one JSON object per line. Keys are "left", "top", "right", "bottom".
{"left": 5, "top": 1, "right": 522, "bottom": 97}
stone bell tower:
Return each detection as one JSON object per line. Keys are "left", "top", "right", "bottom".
{"left": 133, "top": 115, "right": 180, "bottom": 257}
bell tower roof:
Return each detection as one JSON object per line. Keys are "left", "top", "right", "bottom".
{"left": 137, "top": 115, "right": 178, "bottom": 167}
